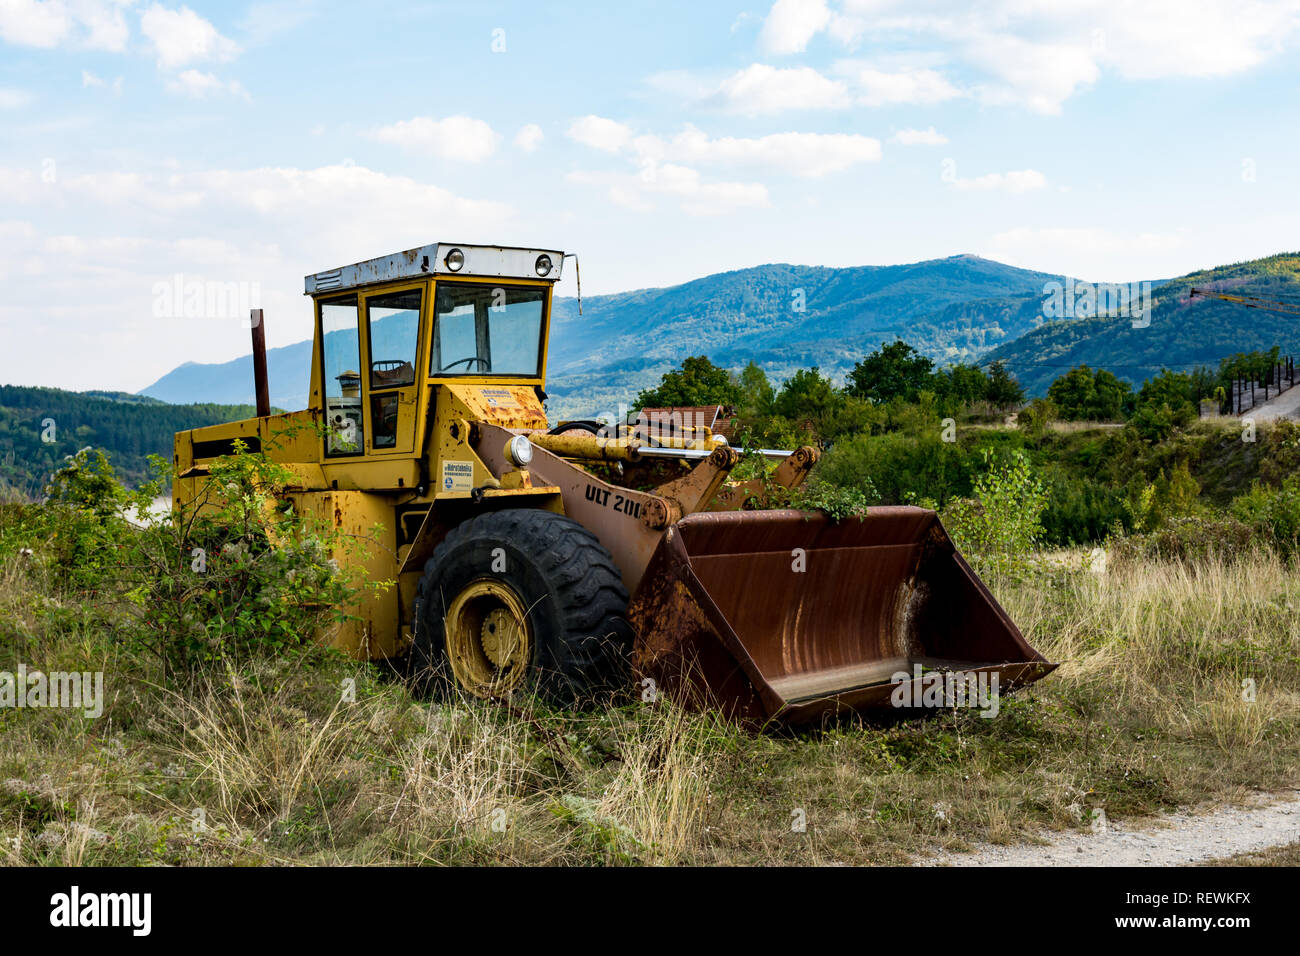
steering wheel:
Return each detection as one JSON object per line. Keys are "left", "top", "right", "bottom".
{"left": 440, "top": 356, "right": 489, "bottom": 372}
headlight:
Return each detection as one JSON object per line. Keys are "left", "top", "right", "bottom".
{"left": 444, "top": 248, "right": 465, "bottom": 272}
{"left": 506, "top": 434, "right": 534, "bottom": 467}
{"left": 535, "top": 254, "right": 552, "bottom": 277}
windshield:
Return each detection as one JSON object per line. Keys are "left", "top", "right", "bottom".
{"left": 431, "top": 282, "right": 546, "bottom": 377}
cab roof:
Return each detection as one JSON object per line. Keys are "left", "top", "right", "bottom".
{"left": 304, "top": 243, "right": 565, "bottom": 295}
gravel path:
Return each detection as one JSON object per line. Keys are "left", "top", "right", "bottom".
{"left": 1237, "top": 382, "right": 1300, "bottom": 421}
{"left": 928, "top": 792, "right": 1300, "bottom": 866}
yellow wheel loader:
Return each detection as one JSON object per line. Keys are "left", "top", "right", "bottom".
{"left": 172, "top": 243, "right": 1054, "bottom": 725}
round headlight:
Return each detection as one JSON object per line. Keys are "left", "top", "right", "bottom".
{"left": 506, "top": 434, "right": 534, "bottom": 467}
{"left": 535, "top": 254, "right": 553, "bottom": 277}
{"left": 444, "top": 248, "right": 465, "bottom": 272}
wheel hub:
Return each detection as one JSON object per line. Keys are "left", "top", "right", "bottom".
{"left": 480, "top": 608, "right": 524, "bottom": 668}
{"left": 443, "top": 579, "right": 532, "bottom": 697}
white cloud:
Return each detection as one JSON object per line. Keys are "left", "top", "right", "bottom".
{"left": 0, "top": 0, "right": 127, "bottom": 50}
{"left": 566, "top": 115, "right": 633, "bottom": 153}
{"left": 662, "top": 124, "right": 880, "bottom": 177}
{"left": 513, "top": 123, "right": 544, "bottom": 153}
{"left": 952, "top": 169, "right": 1047, "bottom": 193}
{"left": 759, "top": 0, "right": 831, "bottom": 55}
{"left": 792, "top": 0, "right": 1300, "bottom": 113}
{"left": 891, "top": 126, "right": 947, "bottom": 145}
{"left": 165, "top": 69, "right": 247, "bottom": 98}
{"left": 570, "top": 165, "right": 769, "bottom": 217}
{"left": 0, "top": 161, "right": 515, "bottom": 391}
{"left": 568, "top": 119, "right": 880, "bottom": 178}
{"left": 370, "top": 115, "right": 500, "bottom": 162}
{"left": 851, "top": 66, "right": 962, "bottom": 106}
{"left": 0, "top": 0, "right": 72, "bottom": 47}
{"left": 659, "top": 60, "right": 959, "bottom": 114}
{"left": 76, "top": 0, "right": 129, "bottom": 51}
{"left": 81, "top": 70, "right": 123, "bottom": 94}
{"left": 140, "top": 3, "right": 239, "bottom": 69}
{"left": 713, "top": 63, "right": 850, "bottom": 114}
{"left": 964, "top": 34, "right": 1099, "bottom": 114}
{"left": 0, "top": 87, "right": 33, "bottom": 108}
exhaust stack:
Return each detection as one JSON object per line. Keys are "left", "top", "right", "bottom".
{"left": 250, "top": 308, "right": 270, "bottom": 418}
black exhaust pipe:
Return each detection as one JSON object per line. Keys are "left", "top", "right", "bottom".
{"left": 250, "top": 308, "right": 270, "bottom": 418}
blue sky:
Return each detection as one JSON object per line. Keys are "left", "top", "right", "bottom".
{"left": 3, "top": 0, "right": 1300, "bottom": 393}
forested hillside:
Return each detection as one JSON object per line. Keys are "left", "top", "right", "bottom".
{"left": 0, "top": 385, "right": 258, "bottom": 494}
{"left": 985, "top": 253, "right": 1300, "bottom": 396}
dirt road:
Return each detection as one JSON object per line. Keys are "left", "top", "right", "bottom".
{"left": 1238, "top": 383, "right": 1300, "bottom": 421}
{"left": 927, "top": 791, "right": 1300, "bottom": 866}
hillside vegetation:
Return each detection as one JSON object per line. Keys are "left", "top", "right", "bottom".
{"left": 0, "top": 385, "right": 260, "bottom": 494}
{"left": 987, "top": 253, "right": 1300, "bottom": 396}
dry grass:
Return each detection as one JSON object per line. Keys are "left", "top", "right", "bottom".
{"left": 1200, "top": 840, "right": 1300, "bottom": 866}
{"left": 2, "top": 546, "right": 1299, "bottom": 866}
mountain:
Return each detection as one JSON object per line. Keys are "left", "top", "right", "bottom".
{"left": 139, "top": 255, "right": 1063, "bottom": 418}
{"left": 0, "top": 385, "right": 260, "bottom": 494}
{"left": 984, "top": 253, "right": 1300, "bottom": 397}
{"left": 142, "top": 340, "right": 312, "bottom": 412}
{"left": 543, "top": 256, "right": 1061, "bottom": 416}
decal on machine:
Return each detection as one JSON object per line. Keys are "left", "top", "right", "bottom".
{"left": 441, "top": 460, "right": 475, "bottom": 492}
{"left": 480, "top": 387, "right": 518, "bottom": 408}
{"left": 585, "top": 483, "right": 642, "bottom": 518}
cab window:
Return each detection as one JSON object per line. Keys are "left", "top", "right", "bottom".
{"left": 365, "top": 289, "right": 421, "bottom": 449}
{"left": 431, "top": 283, "right": 545, "bottom": 377}
{"left": 320, "top": 295, "right": 363, "bottom": 455}
{"left": 366, "top": 289, "right": 420, "bottom": 389}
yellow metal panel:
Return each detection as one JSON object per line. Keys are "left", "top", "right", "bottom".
{"left": 288, "top": 489, "right": 403, "bottom": 660}
{"left": 319, "top": 457, "right": 423, "bottom": 492}
{"left": 443, "top": 381, "right": 548, "bottom": 431}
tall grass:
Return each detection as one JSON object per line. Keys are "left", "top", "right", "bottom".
{"left": 2, "top": 542, "right": 1299, "bottom": 866}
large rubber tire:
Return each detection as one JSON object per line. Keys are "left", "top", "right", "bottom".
{"left": 410, "top": 509, "right": 634, "bottom": 707}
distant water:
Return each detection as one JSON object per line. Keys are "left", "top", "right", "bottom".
{"left": 124, "top": 495, "right": 173, "bottom": 528}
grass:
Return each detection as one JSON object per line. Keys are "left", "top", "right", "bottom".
{"left": 1200, "top": 841, "right": 1300, "bottom": 866}
{"left": 2, "top": 543, "right": 1299, "bottom": 866}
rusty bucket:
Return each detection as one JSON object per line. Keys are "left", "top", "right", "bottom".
{"left": 626, "top": 507, "right": 1056, "bottom": 725}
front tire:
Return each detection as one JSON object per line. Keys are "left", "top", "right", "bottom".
{"left": 410, "top": 508, "right": 634, "bottom": 707}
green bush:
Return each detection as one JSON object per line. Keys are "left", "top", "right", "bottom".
{"left": 4, "top": 445, "right": 369, "bottom": 680}
{"left": 1110, "top": 514, "right": 1261, "bottom": 564}
{"left": 1231, "top": 477, "right": 1300, "bottom": 554}
{"left": 942, "top": 450, "right": 1048, "bottom": 580}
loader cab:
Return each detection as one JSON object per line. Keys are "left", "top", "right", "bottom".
{"left": 306, "top": 243, "right": 563, "bottom": 465}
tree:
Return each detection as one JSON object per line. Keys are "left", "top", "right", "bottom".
{"left": 736, "top": 361, "right": 774, "bottom": 420}
{"left": 634, "top": 355, "right": 741, "bottom": 409}
{"left": 1091, "top": 369, "right": 1131, "bottom": 420}
{"left": 935, "top": 363, "right": 989, "bottom": 408}
{"left": 772, "top": 367, "right": 843, "bottom": 421}
{"left": 1137, "top": 369, "right": 1196, "bottom": 425}
{"left": 983, "top": 360, "right": 1025, "bottom": 407}
{"left": 1046, "top": 365, "right": 1096, "bottom": 419}
{"left": 846, "top": 341, "right": 934, "bottom": 404}
{"left": 1047, "top": 364, "right": 1131, "bottom": 421}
